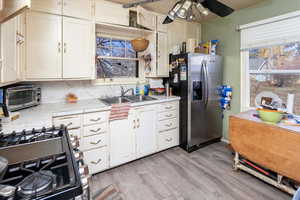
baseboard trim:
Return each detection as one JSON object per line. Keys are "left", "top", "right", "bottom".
{"left": 221, "top": 137, "right": 230, "bottom": 144}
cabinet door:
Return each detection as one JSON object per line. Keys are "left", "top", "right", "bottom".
{"left": 63, "top": 0, "right": 93, "bottom": 20}
{"left": 136, "top": 107, "right": 157, "bottom": 158}
{"left": 143, "top": 32, "right": 157, "bottom": 77}
{"left": 31, "top": 0, "right": 62, "bottom": 15}
{"left": 1, "top": 17, "right": 18, "bottom": 83}
{"left": 137, "top": 6, "right": 156, "bottom": 30}
{"left": 26, "top": 12, "right": 62, "bottom": 79}
{"left": 157, "top": 14, "right": 168, "bottom": 33}
{"left": 62, "top": 17, "right": 93, "bottom": 79}
{"left": 95, "top": 0, "right": 129, "bottom": 26}
{"left": 109, "top": 114, "right": 136, "bottom": 167}
{"left": 157, "top": 32, "right": 169, "bottom": 77}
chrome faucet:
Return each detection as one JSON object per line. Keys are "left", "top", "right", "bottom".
{"left": 120, "top": 86, "right": 134, "bottom": 97}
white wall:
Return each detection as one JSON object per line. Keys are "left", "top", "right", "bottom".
{"left": 37, "top": 81, "right": 135, "bottom": 104}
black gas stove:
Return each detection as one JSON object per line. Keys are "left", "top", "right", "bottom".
{"left": 0, "top": 126, "right": 89, "bottom": 200}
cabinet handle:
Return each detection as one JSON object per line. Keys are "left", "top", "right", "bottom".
{"left": 166, "top": 138, "right": 173, "bottom": 142}
{"left": 165, "top": 114, "right": 173, "bottom": 118}
{"left": 58, "top": 42, "right": 61, "bottom": 53}
{"left": 90, "top": 128, "right": 102, "bottom": 133}
{"left": 133, "top": 120, "right": 136, "bottom": 129}
{"left": 91, "top": 159, "right": 102, "bottom": 165}
{"left": 165, "top": 106, "right": 172, "bottom": 109}
{"left": 64, "top": 43, "right": 67, "bottom": 53}
{"left": 165, "top": 123, "right": 173, "bottom": 127}
{"left": 90, "top": 117, "right": 102, "bottom": 122}
{"left": 90, "top": 139, "right": 102, "bottom": 145}
{"left": 137, "top": 119, "right": 140, "bottom": 128}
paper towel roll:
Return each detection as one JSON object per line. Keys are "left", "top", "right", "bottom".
{"left": 287, "top": 93, "right": 295, "bottom": 114}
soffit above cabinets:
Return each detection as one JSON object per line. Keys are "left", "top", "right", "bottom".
{"left": 108, "top": 0, "right": 264, "bottom": 22}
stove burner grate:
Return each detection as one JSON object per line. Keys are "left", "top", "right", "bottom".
{"left": 17, "top": 170, "right": 57, "bottom": 197}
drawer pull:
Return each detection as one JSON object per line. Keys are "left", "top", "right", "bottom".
{"left": 133, "top": 120, "right": 136, "bottom": 129}
{"left": 165, "top": 114, "right": 173, "bottom": 118}
{"left": 90, "top": 117, "right": 102, "bottom": 122}
{"left": 90, "top": 128, "right": 102, "bottom": 133}
{"left": 165, "top": 106, "right": 173, "bottom": 109}
{"left": 166, "top": 138, "right": 173, "bottom": 142}
{"left": 91, "top": 159, "right": 102, "bottom": 165}
{"left": 165, "top": 123, "right": 173, "bottom": 127}
{"left": 90, "top": 139, "right": 102, "bottom": 145}
{"left": 66, "top": 122, "right": 73, "bottom": 127}
{"left": 137, "top": 119, "right": 140, "bottom": 128}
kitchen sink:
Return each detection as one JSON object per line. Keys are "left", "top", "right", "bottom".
{"left": 99, "top": 95, "right": 157, "bottom": 105}
{"left": 100, "top": 96, "right": 131, "bottom": 105}
{"left": 124, "top": 95, "right": 157, "bottom": 102}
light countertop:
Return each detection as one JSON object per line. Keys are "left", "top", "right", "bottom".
{"left": 1, "top": 96, "right": 180, "bottom": 134}
{"left": 233, "top": 110, "right": 300, "bottom": 133}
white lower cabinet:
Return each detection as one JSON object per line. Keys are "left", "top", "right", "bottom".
{"left": 52, "top": 100, "right": 179, "bottom": 175}
{"left": 83, "top": 147, "right": 109, "bottom": 175}
{"left": 135, "top": 106, "right": 157, "bottom": 158}
{"left": 158, "top": 128, "right": 179, "bottom": 151}
{"left": 109, "top": 114, "right": 136, "bottom": 167}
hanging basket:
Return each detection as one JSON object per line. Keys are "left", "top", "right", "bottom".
{"left": 131, "top": 38, "right": 149, "bottom": 52}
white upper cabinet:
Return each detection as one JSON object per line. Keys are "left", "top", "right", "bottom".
{"left": 157, "top": 32, "right": 169, "bottom": 77}
{"left": 30, "top": 0, "right": 62, "bottom": 15}
{"left": 63, "top": 0, "right": 93, "bottom": 20}
{"left": 95, "top": 0, "right": 129, "bottom": 26}
{"left": 30, "top": 0, "right": 93, "bottom": 20}
{"left": 1, "top": 17, "right": 18, "bottom": 83}
{"left": 135, "top": 106, "right": 157, "bottom": 158}
{"left": 137, "top": 6, "right": 156, "bottom": 30}
{"left": 25, "top": 12, "right": 62, "bottom": 79}
{"left": 157, "top": 14, "right": 168, "bottom": 33}
{"left": 62, "top": 17, "right": 93, "bottom": 79}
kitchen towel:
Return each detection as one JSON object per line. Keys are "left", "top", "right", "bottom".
{"left": 109, "top": 103, "right": 130, "bottom": 121}
{"left": 293, "top": 188, "right": 300, "bottom": 200}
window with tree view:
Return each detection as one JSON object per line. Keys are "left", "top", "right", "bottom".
{"left": 96, "top": 36, "right": 139, "bottom": 79}
{"left": 248, "top": 42, "right": 300, "bottom": 114}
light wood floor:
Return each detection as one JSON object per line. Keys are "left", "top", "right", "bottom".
{"left": 91, "top": 142, "right": 291, "bottom": 200}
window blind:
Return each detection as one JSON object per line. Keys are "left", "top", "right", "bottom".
{"left": 240, "top": 11, "right": 300, "bottom": 51}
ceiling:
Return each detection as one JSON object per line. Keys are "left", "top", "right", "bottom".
{"left": 109, "top": 0, "right": 263, "bottom": 22}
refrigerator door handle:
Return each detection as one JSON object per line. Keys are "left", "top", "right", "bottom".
{"left": 204, "top": 61, "right": 209, "bottom": 108}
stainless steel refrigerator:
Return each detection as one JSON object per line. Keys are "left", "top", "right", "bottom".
{"left": 169, "top": 53, "right": 223, "bottom": 152}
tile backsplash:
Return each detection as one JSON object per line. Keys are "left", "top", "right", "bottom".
{"left": 37, "top": 81, "right": 135, "bottom": 104}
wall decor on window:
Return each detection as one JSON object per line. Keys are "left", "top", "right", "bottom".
{"left": 96, "top": 37, "right": 139, "bottom": 79}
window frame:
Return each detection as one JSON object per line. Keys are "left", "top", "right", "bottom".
{"left": 94, "top": 34, "right": 145, "bottom": 85}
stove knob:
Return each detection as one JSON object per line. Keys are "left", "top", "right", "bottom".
{"left": 70, "top": 136, "right": 80, "bottom": 148}
{"left": 81, "top": 175, "right": 91, "bottom": 190}
{"left": 73, "top": 150, "right": 83, "bottom": 161}
{"left": 79, "top": 164, "right": 89, "bottom": 177}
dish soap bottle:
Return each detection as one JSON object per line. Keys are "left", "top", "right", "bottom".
{"left": 135, "top": 81, "right": 140, "bottom": 96}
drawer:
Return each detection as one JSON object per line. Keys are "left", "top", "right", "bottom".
{"left": 80, "top": 133, "right": 107, "bottom": 151}
{"left": 68, "top": 128, "right": 81, "bottom": 139}
{"left": 53, "top": 115, "right": 81, "bottom": 129}
{"left": 158, "top": 118, "right": 178, "bottom": 132}
{"left": 83, "top": 111, "right": 109, "bottom": 126}
{"left": 158, "top": 128, "right": 179, "bottom": 151}
{"left": 158, "top": 110, "right": 177, "bottom": 121}
{"left": 83, "top": 123, "right": 108, "bottom": 137}
{"left": 158, "top": 102, "right": 177, "bottom": 113}
{"left": 83, "top": 147, "right": 108, "bottom": 174}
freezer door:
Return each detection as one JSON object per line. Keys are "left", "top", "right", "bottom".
{"left": 188, "top": 54, "right": 223, "bottom": 147}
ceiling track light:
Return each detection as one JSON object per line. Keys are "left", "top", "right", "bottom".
{"left": 176, "top": 0, "right": 193, "bottom": 19}
{"left": 195, "top": 1, "right": 209, "bottom": 16}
